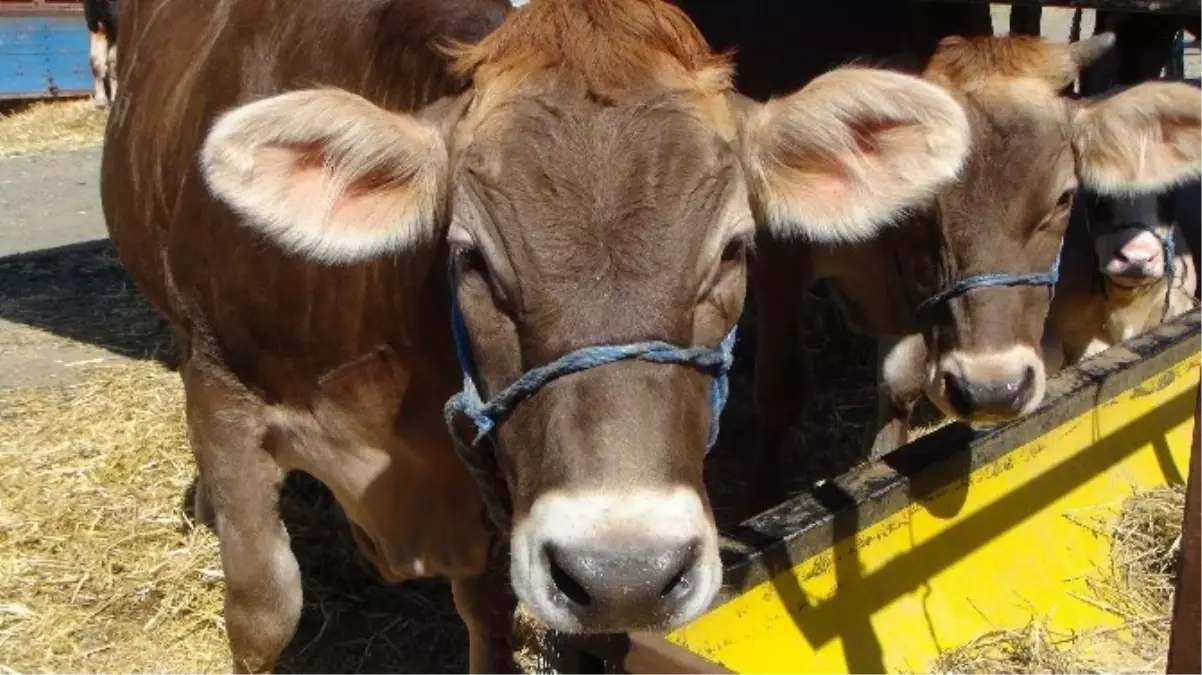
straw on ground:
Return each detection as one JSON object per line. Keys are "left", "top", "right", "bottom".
{"left": 0, "top": 100, "right": 108, "bottom": 158}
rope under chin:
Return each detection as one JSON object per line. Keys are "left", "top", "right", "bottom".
{"left": 443, "top": 281, "right": 738, "bottom": 533}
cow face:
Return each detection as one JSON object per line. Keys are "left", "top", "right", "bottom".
{"left": 1086, "top": 190, "right": 1180, "bottom": 286}
{"left": 913, "top": 35, "right": 1200, "bottom": 425}
{"left": 197, "top": 0, "right": 970, "bottom": 634}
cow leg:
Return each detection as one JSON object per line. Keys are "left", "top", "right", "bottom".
{"left": 869, "top": 333, "right": 926, "bottom": 459}
{"left": 749, "top": 236, "right": 812, "bottom": 514}
{"left": 183, "top": 361, "right": 301, "bottom": 674}
{"left": 88, "top": 29, "right": 110, "bottom": 109}
{"left": 451, "top": 543, "right": 519, "bottom": 674}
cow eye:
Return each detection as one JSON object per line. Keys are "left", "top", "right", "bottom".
{"left": 1056, "top": 187, "right": 1076, "bottom": 209}
{"left": 721, "top": 237, "right": 750, "bottom": 263}
{"left": 454, "top": 245, "right": 489, "bottom": 278}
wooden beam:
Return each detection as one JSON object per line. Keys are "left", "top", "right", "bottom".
{"left": 1166, "top": 388, "right": 1201, "bottom": 674}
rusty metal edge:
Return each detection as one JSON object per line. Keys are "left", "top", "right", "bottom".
{"left": 1166, "top": 386, "right": 1201, "bottom": 674}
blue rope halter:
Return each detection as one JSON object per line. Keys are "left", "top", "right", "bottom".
{"left": 914, "top": 247, "right": 1063, "bottom": 315}
{"left": 442, "top": 278, "right": 738, "bottom": 530}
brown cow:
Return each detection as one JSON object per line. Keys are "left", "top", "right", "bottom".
{"left": 1046, "top": 183, "right": 1200, "bottom": 369}
{"left": 101, "top": 0, "right": 974, "bottom": 671}
{"left": 750, "top": 34, "right": 1202, "bottom": 500}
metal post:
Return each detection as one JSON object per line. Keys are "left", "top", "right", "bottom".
{"left": 1166, "top": 387, "right": 1201, "bottom": 674}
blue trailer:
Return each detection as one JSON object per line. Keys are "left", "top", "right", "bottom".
{"left": 0, "top": 0, "right": 90, "bottom": 100}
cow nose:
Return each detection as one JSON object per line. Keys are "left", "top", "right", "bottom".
{"left": 943, "top": 366, "right": 1036, "bottom": 421}
{"left": 1116, "top": 246, "right": 1160, "bottom": 266}
{"left": 544, "top": 539, "right": 700, "bottom": 619}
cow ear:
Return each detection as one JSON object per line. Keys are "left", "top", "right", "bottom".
{"left": 740, "top": 67, "right": 970, "bottom": 243}
{"left": 1074, "top": 81, "right": 1202, "bottom": 196}
{"left": 200, "top": 89, "right": 448, "bottom": 263}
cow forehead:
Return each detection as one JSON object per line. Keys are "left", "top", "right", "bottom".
{"left": 456, "top": 93, "right": 739, "bottom": 239}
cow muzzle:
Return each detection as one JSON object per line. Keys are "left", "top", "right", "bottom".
{"left": 1099, "top": 227, "right": 1171, "bottom": 286}
{"left": 510, "top": 487, "right": 721, "bottom": 633}
{"left": 927, "top": 345, "right": 1046, "bottom": 424}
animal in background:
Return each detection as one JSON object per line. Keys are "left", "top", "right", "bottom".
{"left": 83, "top": 0, "right": 118, "bottom": 109}
{"left": 1046, "top": 180, "right": 1200, "bottom": 369}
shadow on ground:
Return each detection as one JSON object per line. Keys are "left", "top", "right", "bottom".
{"left": 0, "top": 240, "right": 172, "bottom": 363}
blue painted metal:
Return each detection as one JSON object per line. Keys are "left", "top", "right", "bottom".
{"left": 0, "top": 13, "right": 91, "bottom": 99}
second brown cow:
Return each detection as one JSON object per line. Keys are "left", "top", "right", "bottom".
{"left": 751, "top": 33, "right": 1201, "bottom": 502}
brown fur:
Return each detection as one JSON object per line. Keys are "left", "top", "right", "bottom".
{"left": 925, "top": 34, "right": 1078, "bottom": 91}
{"left": 447, "top": 0, "right": 732, "bottom": 101}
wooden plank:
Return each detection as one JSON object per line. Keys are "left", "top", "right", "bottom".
{"left": 1166, "top": 388, "right": 1201, "bottom": 674}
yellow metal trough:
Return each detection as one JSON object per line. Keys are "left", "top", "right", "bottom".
{"left": 567, "top": 311, "right": 1201, "bottom": 674}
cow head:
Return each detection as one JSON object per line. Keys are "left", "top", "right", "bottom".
{"left": 1086, "top": 189, "right": 1186, "bottom": 287}
{"left": 197, "top": 0, "right": 969, "bottom": 634}
{"left": 1077, "top": 81, "right": 1201, "bottom": 290}
{"left": 904, "top": 34, "right": 1199, "bottom": 425}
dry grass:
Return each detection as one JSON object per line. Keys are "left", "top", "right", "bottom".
{"left": 0, "top": 99, "right": 108, "bottom": 158}
{"left": 0, "top": 361, "right": 228, "bottom": 673}
{"left": 932, "top": 485, "right": 1187, "bottom": 675}
{"left": 0, "top": 358, "right": 474, "bottom": 673}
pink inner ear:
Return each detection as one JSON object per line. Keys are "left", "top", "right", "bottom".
{"left": 849, "top": 117, "right": 911, "bottom": 155}
{"left": 327, "top": 172, "right": 417, "bottom": 234}
{"left": 791, "top": 118, "right": 928, "bottom": 200}
{"left": 252, "top": 144, "right": 419, "bottom": 237}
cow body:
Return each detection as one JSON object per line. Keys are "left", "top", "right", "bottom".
{"left": 83, "top": 0, "right": 118, "bottom": 108}
{"left": 104, "top": 0, "right": 979, "bottom": 670}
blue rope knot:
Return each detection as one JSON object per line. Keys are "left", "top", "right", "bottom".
{"left": 445, "top": 329, "right": 738, "bottom": 450}
{"left": 915, "top": 245, "right": 1063, "bottom": 315}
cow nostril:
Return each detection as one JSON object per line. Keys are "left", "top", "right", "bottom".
{"left": 659, "top": 540, "right": 699, "bottom": 600}
{"left": 546, "top": 546, "right": 592, "bottom": 608}
{"left": 659, "top": 566, "right": 690, "bottom": 600}
{"left": 1018, "top": 366, "right": 1036, "bottom": 399}
{"left": 944, "top": 372, "right": 973, "bottom": 416}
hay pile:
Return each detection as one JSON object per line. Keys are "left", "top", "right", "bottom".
{"left": 0, "top": 356, "right": 476, "bottom": 673}
{"left": 932, "top": 485, "right": 1187, "bottom": 674}
{"left": 0, "top": 100, "right": 108, "bottom": 158}
{"left": 0, "top": 361, "right": 227, "bottom": 673}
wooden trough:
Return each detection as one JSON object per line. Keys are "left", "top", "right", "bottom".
{"left": 559, "top": 310, "right": 1200, "bottom": 673}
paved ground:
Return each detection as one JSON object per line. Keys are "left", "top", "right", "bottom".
{"left": 0, "top": 148, "right": 147, "bottom": 389}
{"left": 0, "top": 148, "right": 106, "bottom": 257}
